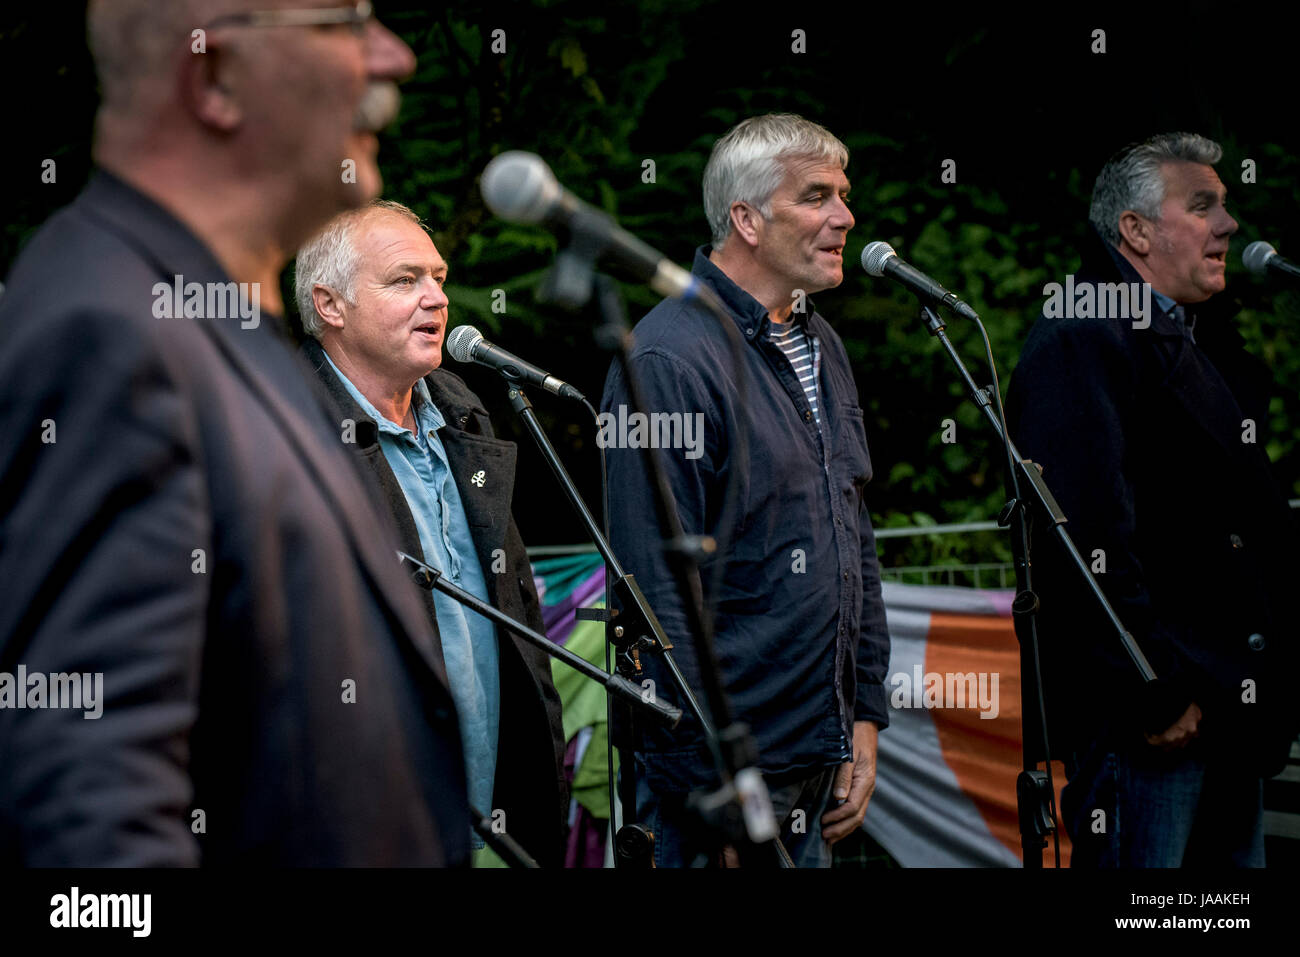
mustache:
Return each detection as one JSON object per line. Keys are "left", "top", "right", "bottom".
{"left": 354, "top": 83, "right": 402, "bottom": 132}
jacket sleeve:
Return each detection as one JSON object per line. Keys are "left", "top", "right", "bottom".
{"left": 1008, "top": 319, "right": 1195, "bottom": 734}
{"left": 0, "top": 308, "right": 208, "bottom": 865}
{"left": 855, "top": 501, "right": 891, "bottom": 728}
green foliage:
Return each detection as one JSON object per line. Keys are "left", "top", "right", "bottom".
{"left": 4, "top": 2, "right": 1297, "bottom": 571}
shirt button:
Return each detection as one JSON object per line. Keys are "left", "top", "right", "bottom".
{"left": 1229, "top": 534, "right": 1244, "bottom": 549}
{"left": 834, "top": 516, "right": 843, "bottom": 527}
{"left": 842, "top": 571, "right": 850, "bottom": 582}
{"left": 1248, "top": 633, "right": 1266, "bottom": 651}
{"left": 804, "top": 410, "right": 812, "bottom": 421}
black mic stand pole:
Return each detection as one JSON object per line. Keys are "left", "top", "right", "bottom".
{"left": 398, "top": 551, "right": 684, "bottom": 868}
{"left": 914, "top": 303, "right": 1156, "bottom": 869}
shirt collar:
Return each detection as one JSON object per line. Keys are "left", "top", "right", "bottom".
{"left": 691, "top": 246, "right": 817, "bottom": 341}
{"left": 321, "top": 349, "right": 445, "bottom": 437}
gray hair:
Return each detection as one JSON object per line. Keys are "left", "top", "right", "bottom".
{"left": 87, "top": 0, "right": 212, "bottom": 118}
{"left": 294, "top": 200, "right": 426, "bottom": 340}
{"left": 703, "top": 113, "right": 849, "bottom": 250}
{"left": 1088, "top": 132, "right": 1223, "bottom": 247}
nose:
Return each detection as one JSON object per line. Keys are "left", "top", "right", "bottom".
{"left": 830, "top": 194, "right": 855, "bottom": 233}
{"left": 366, "top": 17, "right": 417, "bottom": 81}
{"left": 1216, "top": 205, "right": 1239, "bottom": 238}
{"left": 422, "top": 278, "right": 449, "bottom": 311}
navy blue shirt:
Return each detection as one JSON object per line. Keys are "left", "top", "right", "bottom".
{"left": 601, "top": 247, "right": 890, "bottom": 792}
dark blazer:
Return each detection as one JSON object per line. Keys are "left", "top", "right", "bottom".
{"left": 1006, "top": 227, "right": 1300, "bottom": 776}
{"left": 301, "top": 337, "right": 568, "bottom": 867}
{"left": 0, "top": 171, "right": 470, "bottom": 865}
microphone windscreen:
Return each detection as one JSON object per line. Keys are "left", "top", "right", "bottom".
{"left": 481, "top": 151, "right": 558, "bottom": 224}
{"left": 861, "top": 241, "right": 897, "bottom": 277}
{"left": 445, "top": 324, "right": 484, "bottom": 364}
{"left": 1242, "top": 240, "right": 1276, "bottom": 275}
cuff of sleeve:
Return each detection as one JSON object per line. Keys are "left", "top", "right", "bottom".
{"left": 854, "top": 682, "right": 890, "bottom": 731}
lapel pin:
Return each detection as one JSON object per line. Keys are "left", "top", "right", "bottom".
{"left": 471, "top": 470, "right": 486, "bottom": 488}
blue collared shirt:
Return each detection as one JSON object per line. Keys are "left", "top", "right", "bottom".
{"left": 322, "top": 352, "right": 500, "bottom": 842}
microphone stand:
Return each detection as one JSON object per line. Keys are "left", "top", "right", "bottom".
{"left": 399, "top": 551, "right": 682, "bottom": 729}
{"left": 913, "top": 303, "right": 1156, "bottom": 869}
{"left": 398, "top": 551, "right": 683, "bottom": 868}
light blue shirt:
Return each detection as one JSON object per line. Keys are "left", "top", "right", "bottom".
{"left": 323, "top": 353, "right": 500, "bottom": 846}
{"left": 1151, "top": 288, "right": 1195, "bottom": 342}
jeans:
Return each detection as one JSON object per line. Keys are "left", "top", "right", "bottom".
{"left": 634, "top": 761, "right": 840, "bottom": 868}
{"left": 1061, "top": 736, "right": 1264, "bottom": 868}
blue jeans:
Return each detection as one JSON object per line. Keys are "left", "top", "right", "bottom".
{"left": 1061, "top": 736, "right": 1264, "bottom": 867}
{"left": 634, "top": 761, "right": 840, "bottom": 868}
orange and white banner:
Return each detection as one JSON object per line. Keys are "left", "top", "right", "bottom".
{"left": 865, "top": 582, "right": 1072, "bottom": 867}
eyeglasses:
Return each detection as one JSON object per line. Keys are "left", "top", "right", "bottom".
{"left": 205, "top": 1, "right": 373, "bottom": 36}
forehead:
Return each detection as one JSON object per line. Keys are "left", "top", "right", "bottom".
{"left": 355, "top": 213, "right": 443, "bottom": 268}
{"left": 777, "top": 155, "right": 850, "bottom": 191}
{"left": 1160, "top": 161, "right": 1225, "bottom": 200}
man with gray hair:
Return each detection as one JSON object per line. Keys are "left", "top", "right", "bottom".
{"left": 1007, "top": 133, "right": 1299, "bottom": 867}
{"left": 295, "top": 200, "right": 568, "bottom": 867}
{"left": 0, "top": 2, "right": 476, "bottom": 865}
{"left": 601, "top": 113, "right": 891, "bottom": 867}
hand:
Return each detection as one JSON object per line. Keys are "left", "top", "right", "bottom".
{"left": 1144, "top": 702, "right": 1201, "bottom": 750}
{"left": 821, "top": 720, "right": 878, "bottom": 846}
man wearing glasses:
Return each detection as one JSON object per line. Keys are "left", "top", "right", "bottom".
{"left": 0, "top": 2, "right": 474, "bottom": 866}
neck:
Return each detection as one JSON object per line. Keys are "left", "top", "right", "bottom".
{"left": 324, "top": 339, "right": 417, "bottom": 428}
{"left": 1115, "top": 241, "right": 1174, "bottom": 304}
{"left": 96, "top": 147, "right": 302, "bottom": 315}
{"left": 709, "top": 245, "right": 796, "bottom": 323}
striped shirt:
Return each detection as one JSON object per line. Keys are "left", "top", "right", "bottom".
{"left": 769, "top": 319, "right": 822, "bottom": 427}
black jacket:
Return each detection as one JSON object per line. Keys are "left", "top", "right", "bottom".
{"left": 1006, "top": 227, "right": 1300, "bottom": 776}
{"left": 601, "top": 247, "right": 890, "bottom": 792}
{"left": 0, "top": 170, "right": 469, "bottom": 865}
{"left": 301, "top": 337, "right": 568, "bottom": 866}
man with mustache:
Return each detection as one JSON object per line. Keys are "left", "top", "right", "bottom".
{"left": 0, "top": 1, "right": 473, "bottom": 865}
{"left": 295, "top": 200, "right": 568, "bottom": 867}
{"left": 1007, "top": 133, "right": 1300, "bottom": 867}
{"left": 601, "top": 114, "right": 890, "bottom": 867}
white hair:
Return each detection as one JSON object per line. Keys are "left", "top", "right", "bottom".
{"left": 703, "top": 113, "right": 849, "bottom": 250}
{"left": 1089, "top": 132, "right": 1223, "bottom": 247}
{"left": 293, "top": 200, "right": 426, "bottom": 340}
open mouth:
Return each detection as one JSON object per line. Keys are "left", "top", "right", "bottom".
{"left": 414, "top": 323, "right": 441, "bottom": 339}
{"left": 1205, "top": 250, "right": 1227, "bottom": 264}
{"left": 820, "top": 246, "right": 844, "bottom": 258}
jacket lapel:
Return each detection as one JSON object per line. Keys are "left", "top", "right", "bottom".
{"left": 433, "top": 421, "right": 518, "bottom": 609}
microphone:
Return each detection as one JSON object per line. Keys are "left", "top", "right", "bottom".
{"left": 445, "top": 324, "right": 585, "bottom": 401}
{"left": 1242, "top": 241, "right": 1300, "bottom": 283}
{"left": 480, "top": 151, "right": 697, "bottom": 301}
{"left": 860, "top": 241, "right": 980, "bottom": 321}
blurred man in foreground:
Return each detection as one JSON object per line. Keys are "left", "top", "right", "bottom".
{"left": 0, "top": 0, "right": 473, "bottom": 865}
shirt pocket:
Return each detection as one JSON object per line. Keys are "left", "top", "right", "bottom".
{"left": 832, "top": 404, "right": 873, "bottom": 511}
